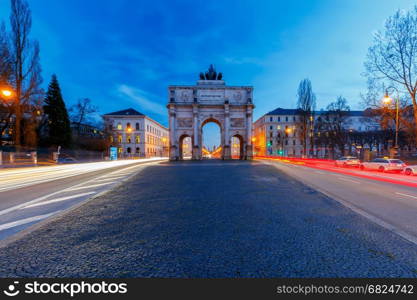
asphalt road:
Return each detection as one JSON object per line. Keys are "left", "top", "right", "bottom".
{"left": 0, "top": 160, "right": 416, "bottom": 277}
{"left": 260, "top": 159, "right": 417, "bottom": 245}
{"left": 0, "top": 158, "right": 166, "bottom": 241}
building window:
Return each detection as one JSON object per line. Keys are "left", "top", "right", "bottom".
{"left": 277, "top": 125, "right": 281, "bottom": 130}
{"left": 293, "top": 116, "right": 296, "bottom": 121}
{"left": 285, "top": 140, "right": 288, "bottom": 145}
{"left": 118, "top": 135, "right": 122, "bottom": 143}
{"left": 127, "top": 135, "right": 132, "bottom": 143}
{"left": 136, "top": 123, "right": 140, "bottom": 130}
{"left": 293, "top": 140, "right": 296, "bottom": 145}
{"left": 127, "top": 147, "right": 131, "bottom": 154}
{"left": 127, "top": 123, "right": 131, "bottom": 129}
{"left": 109, "top": 136, "right": 113, "bottom": 143}
{"left": 270, "top": 117, "right": 273, "bottom": 122}
{"left": 270, "top": 125, "right": 273, "bottom": 130}
{"left": 136, "top": 147, "right": 140, "bottom": 153}
{"left": 285, "top": 117, "right": 288, "bottom": 122}
{"left": 117, "top": 123, "right": 122, "bottom": 130}
{"left": 136, "top": 135, "right": 140, "bottom": 143}
{"left": 278, "top": 117, "right": 280, "bottom": 122}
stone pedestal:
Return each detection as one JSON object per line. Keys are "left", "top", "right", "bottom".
{"left": 192, "top": 146, "right": 200, "bottom": 160}
{"left": 223, "top": 145, "right": 231, "bottom": 160}
{"left": 169, "top": 145, "right": 178, "bottom": 161}
{"left": 246, "top": 145, "right": 253, "bottom": 160}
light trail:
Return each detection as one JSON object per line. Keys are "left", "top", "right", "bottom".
{"left": 0, "top": 158, "right": 166, "bottom": 192}
{"left": 256, "top": 156, "right": 417, "bottom": 188}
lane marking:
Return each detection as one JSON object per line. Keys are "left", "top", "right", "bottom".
{"left": 337, "top": 177, "right": 361, "bottom": 184}
{"left": 94, "top": 176, "right": 125, "bottom": 182}
{"left": 395, "top": 192, "right": 417, "bottom": 200}
{"left": 21, "top": 192, "right": 96, "bottom": 209}
{"left": 314, "top": 171, "right": 326, "bottom": 175}
{"left": 0, "top": 212, "right": 58, "bottom": 231}
{"left": 65, "top": 182, "right": 114, "bottom": 191}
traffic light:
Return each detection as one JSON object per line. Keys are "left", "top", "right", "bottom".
{"left": 267, "top": 141, "right": 272, "bottom": 147}
{"left": 278, "top": 150, "right": 283, "bottom": 156}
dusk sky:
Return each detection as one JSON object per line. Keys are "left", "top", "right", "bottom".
{"left": 0, "top": 0, "right": 415, "bottom": 148}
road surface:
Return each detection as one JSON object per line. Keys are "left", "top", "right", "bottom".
{"left": 0, "top": 160, "right": 416, "bottom": 277}
{"left": 0, "top": 158, "right": 166, "bottom": 241}
{"left": 259, "top": 158, "right": 417, "bottom": 245}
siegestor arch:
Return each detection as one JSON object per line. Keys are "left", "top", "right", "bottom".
{"left": 200, "top": 118, "right": 224, "bottom": 159}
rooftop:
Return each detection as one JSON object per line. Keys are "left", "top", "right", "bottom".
{"left": 104, "top": 108, "right": 144, "bottom": 116}
{"left": 266, "top": 107, "right": 365, "bottom": 117}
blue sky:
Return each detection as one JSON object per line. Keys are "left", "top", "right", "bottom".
{"left": 0, "top": 0, "right": 415, "bottom": 148}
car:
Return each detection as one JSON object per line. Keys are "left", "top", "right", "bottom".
{"left": 404, "top": 165, "right": 417, "bottom": 176}
{"left": 359, "top": 158, "right": 406, "bottom": 173}
{"left": 334, "top": 156, "right": 360, "bottom": 167}
{"left": 57, "top": 157, "right": 77, "bottom": 164}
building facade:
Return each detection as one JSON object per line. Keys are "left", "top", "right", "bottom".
{"left": 168, "top": 65, "right": 254, "bottom": 160}
{"left": 103, "top": 108, "right": 169, "bottom": 158}
{"left": 253, "top": 108, "right": 381, "bottom": 158}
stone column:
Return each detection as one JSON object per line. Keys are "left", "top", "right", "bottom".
{"left": 192, "top": 104, "right": 200, "bottom": 160}
{"left": 169, "top": 105, "right": 178, "bottom": 160}
{"left": 223, "top": 102, "right": 231, "bottom": 160}
{"left": 246, "top": 105, "right": 253, "bottom": 160}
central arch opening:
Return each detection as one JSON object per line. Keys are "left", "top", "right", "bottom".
{"left": 201, "top": 119, "right": 222, "bottom": 159}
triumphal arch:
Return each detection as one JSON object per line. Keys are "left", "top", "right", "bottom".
{"left": 167, "top": 65, "right": 254, "bottom": 160}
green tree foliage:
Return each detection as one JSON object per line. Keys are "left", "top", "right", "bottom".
{"left": 42, "top": 75, "right": 71, "bottom": 147}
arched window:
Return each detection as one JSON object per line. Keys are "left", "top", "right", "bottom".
{"left": 117, "top": 123, "right": 122, "bottom": 130}
{"left": 127, "top": 147, "right": 131, "bottom": 153}
{"left": 136, "top": 123, "right": 140, "bottom": 130}
{"left": 135, "top": 135, "right": 140, "bottom": 143}
{"left": 118, "top": 135, "right": 122, "bottom": 143}
{"left": 127, "top": 135, "right": 132, "bottom": 143}
{"left": 126, "top": 123, "right": 131, "bottom": 129}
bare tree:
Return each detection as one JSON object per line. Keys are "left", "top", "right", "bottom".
{"left": 296, "top": 78, "right": 316, "bottom": 157}
{"left": 364, "top": 6, "right": 417, "bottom": 143}
{"left": 9, "top": 0, "right": 43, "bottom": 148}
{"left": 316, "top": 96, "right": 350, "bottom": 158}
{"left": 0, "top": 21, "right": 14, "bottom": 142}
{"left": 69, "top": 98, "right": 98, "bottom": 136}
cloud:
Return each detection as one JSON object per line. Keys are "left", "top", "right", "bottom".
{"left": 117, "top": 84, "right": 166, "bottom": 116}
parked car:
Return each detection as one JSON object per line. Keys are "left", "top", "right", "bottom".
{"left": 404, "top": 165, "right": 417, "bottom": 176}
{"left": 359, "top": 158, "right": 406, "bottom": 173}
{"left": 334, "top": 156, "right": 360, "bottom": 167}
{"left": 57, "top": 157, "right": 77, "bottom": 164}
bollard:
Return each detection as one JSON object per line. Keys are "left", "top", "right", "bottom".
{"left": 31, "top": 151, "right": 37, "bottom": 165}
{"left": 9, "top": 152, "right": 14, "bottom": 164}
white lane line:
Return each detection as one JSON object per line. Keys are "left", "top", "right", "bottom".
{"left": 94, "top": 176, "right": 125, "bottom": 182}
{"left": 0, "top": 212, "right": 58, "bottom": 231}
{"left": 337, "top": 177, "right": 361, "bottom": 184}
{"left": 395, "top": 192, "right": 417, "bottom": 200}
{"left": 21, "top": 192, "right": 96, "bottom": 209}
{"left": 65, "top": 182, "right": 114, "bottom": 191}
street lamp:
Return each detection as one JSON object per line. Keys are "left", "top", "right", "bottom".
{"left": 1, "top": 89, "right": 12, "bottom": 98}
{"left": 382, "top": 87, "right": 400, "bottom": 155}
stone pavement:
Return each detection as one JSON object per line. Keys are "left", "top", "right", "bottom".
{"left": 0, "top": 160, "right": 416, "bottom": 278}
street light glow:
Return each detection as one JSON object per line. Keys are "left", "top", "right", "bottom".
{"left": 1, "top": 89, "right": 12, "bottom": 98}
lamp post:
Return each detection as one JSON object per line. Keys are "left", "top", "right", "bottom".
{"left": 382, "top": 87, "right": 400, "bottom": 157}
